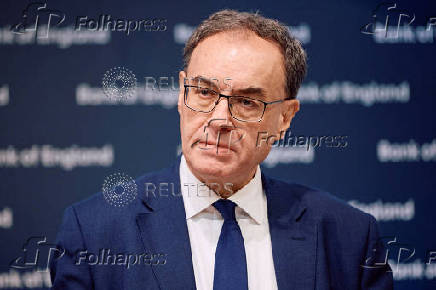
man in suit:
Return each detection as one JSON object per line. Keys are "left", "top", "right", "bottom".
{"left": 51, "top": 9, "right": 394, "bottom": 289}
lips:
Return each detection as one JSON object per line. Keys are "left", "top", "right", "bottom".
{"left": 193, "top": 139, "right": 237, "bottom": 152}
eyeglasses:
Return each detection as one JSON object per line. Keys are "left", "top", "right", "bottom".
{"left": 183, "top": 85, "right": 291, "bottom": 122}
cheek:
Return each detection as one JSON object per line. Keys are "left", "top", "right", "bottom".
{"left": 180, "top": 109, "right": 205, "bottom": 143}
{"left": 259, "top": 111, "right": 281, "bottom": 136}
{"left": 240, "top": 121, "right": 280, "bottom": 153}
{"left": 239, "top": 126, "right": 267, "bottom": 151}
{"left": 238, "top": 128, "right": 273, "bottom": 165}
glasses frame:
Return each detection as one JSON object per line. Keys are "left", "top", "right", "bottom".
{"left": 183, "top": 85, "right": 292, "bottom": 122}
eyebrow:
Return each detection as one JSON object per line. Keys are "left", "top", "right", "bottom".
{"left": 233, "top": 87, "right": 267, "bottom": 99}
{"left": 186, "top": 76, "right": 220, "bottom": 90}
{"left": 186, "top": 75, "right": 268, "bottom": 99}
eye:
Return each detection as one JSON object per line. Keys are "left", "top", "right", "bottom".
{"left": 239, "top": 98, "right": 256, "bottom": 107}
{"left": 195, "top": 87, "right": 215, "bottom": 98}
{"left": 200, "top": 88, "right": 210, "bottom": 96}
{"left": 243, "top": 99, "right": 253, "bottom": 106}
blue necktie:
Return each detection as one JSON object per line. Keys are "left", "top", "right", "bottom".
{"left": 212, "top": 199, "right": 248, "bottom": 290}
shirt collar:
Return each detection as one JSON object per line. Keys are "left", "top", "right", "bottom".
{"left": 179, "top": 155, "right": 265, "bottom": 225}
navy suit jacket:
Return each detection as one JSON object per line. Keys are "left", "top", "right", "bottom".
{"left": 50, "top": 158, "right": 393, "bottom": 289}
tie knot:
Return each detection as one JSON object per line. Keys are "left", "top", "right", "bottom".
{"left": 213, "top": 199, "right": 237, "bottom": 221}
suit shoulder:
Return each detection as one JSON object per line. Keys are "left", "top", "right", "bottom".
{"left": 267, "top": 177, "right": 373, "bottom": 225}
{"left": 67, "top": 168, "right": 168, "bottom": 220}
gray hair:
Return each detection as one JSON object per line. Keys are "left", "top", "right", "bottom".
{"left": 183, "top": 9, "right": 307, "bottom": 99}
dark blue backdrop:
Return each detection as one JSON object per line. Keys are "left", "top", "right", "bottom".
{"left": 1, "top": 0, "right": 435, "bottom": 289}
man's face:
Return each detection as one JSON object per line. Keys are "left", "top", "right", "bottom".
{"left": 178, "top": 30, "right": 299, "bottom": 190}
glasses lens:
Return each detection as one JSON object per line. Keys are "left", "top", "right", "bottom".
{"left": 186, "top": 86, "right": 219, "bottom": 112}
{"left": 229, "top": 96, "right": 264, "bottom": 122}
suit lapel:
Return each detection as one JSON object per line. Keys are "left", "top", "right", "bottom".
{"left": 262, "top": 173, "right": 318, "bottom": 290}
{"left": 135, "top": 158, "right": 196, "bottom": 290}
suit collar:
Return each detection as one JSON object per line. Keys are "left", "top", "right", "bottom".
{"left": 136, "top": 155, "right": 196, "bottom": 289}
{"left": 261, "top": 172, "right": 317, "bottom": 290}
{"left": 138, "top": 154, "right": 182, "bottom": 212}
{"left": 261, "top": 172, "right": 308, "bottom": 222}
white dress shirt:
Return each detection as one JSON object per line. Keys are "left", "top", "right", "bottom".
{"left": 180, "top": 155, "right": 278, "bottom": 290}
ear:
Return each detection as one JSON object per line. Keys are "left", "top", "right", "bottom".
{"left": 278, "top": 99, "right": 299, "bottom": 137}
{"left": 178, "top": 71, "right": 187, "bottom": 115}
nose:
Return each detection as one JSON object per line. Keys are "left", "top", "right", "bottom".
{"left": 211, "top": 96, "right": 232, "bottom": 121}
{"left": 205, "top": 96, "right": 236, "bottom": 137}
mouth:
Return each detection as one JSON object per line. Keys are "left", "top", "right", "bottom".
{"left": 192, "top": 139, "right": 237, "bottom": 153}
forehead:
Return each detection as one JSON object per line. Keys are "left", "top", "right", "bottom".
{"left": 187, "top": 31, "right": 285, "bottom": 95}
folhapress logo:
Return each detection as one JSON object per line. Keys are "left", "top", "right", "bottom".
{"left": 361, "top": 2, "right": 435, "bottom": 44}
{"left": 11, "top": 2, "right": 167, "bottom": 37}
{"left": 11, "top": 2, "right": 65, "bottom": 38}
{"left": 75, "top": 15, "right": 167, "bottom": 35}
